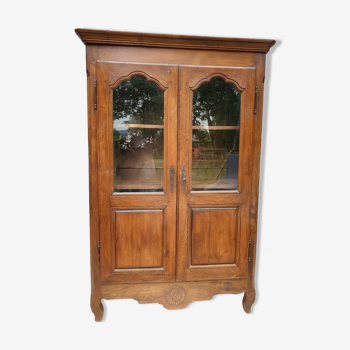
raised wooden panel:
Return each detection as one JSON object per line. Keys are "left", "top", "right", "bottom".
{"left": 114, "top": 210, "right": 164, "bottom": 269}
{"left": 191, "top": 208, "right": 239, "bottom": 265}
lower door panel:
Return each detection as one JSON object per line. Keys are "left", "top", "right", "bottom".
{"left": 191, "top": 207, "right": 241, "bottom": 266}
{"left": 177, "top": 202, "right": 250, "bottom": 281}
{"left": 102, "top": 204, "right": 174, "bottom": 283}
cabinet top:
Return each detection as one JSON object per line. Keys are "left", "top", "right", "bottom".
{"left": 75, "top": 28, "right": 275, "bottom": 53}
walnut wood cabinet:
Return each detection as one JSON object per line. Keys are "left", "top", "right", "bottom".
{"left": 75, "top": 28, "right": 275, "bottom": 321}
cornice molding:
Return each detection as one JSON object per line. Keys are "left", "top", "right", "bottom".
{"left": 75, "top": 29, "right": 276, "bottom": 53}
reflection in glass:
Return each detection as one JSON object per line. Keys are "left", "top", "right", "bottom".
{"left": 113, "top": 75, "right": 164, "bottom": 192}
{"left": 192, "top": 77, "right": 241, "bottom": 191}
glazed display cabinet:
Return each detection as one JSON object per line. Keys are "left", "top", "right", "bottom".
{"left": 75, "top": 28, "right": 275, "bottom": 321}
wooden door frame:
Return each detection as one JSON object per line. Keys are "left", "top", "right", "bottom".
{"left": 96, "top": 61, "right": 178, "bottom": 284}
{"left": 176, "top": 65, "right": 256, "bottom": 282}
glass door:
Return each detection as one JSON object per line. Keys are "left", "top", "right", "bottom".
{"left": 112, "top": 75, "right": 165, "bottom": 193}
{"left": 97, "top": 62, "right": 178, "bottom": 283}
{"left": 177, "top": 65, "right": 256, "bottom": 281}
{"left": 191, "top": 76, "right": 241, "bottom": 191}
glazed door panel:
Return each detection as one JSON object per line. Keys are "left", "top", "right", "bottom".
{"left": 177, "top": 65, "right": 256, "bottom": 281}
{"left": 96, "top": 61, "right": 178, "bottom": 283}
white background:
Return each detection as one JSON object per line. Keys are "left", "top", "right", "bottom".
{"left": 1, "top": 1, "right": 349, "bottom": 349}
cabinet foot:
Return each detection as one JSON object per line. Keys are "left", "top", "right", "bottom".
{"left": 242, "top": 289, "right": 256, "bottom": 314}
{"left": 91, "top": 297, "right": 104, "bottom": 322}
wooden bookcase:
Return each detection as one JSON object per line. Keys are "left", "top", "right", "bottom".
{"left": 75, "top": 28, "right": 275, "bottom": 321}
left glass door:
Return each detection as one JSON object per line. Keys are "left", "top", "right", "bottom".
{"left": 96, "top": 62, "right": 178, "bottom": 283}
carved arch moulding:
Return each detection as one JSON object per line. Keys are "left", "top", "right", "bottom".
{"left": 186, "top": 66, "right": 255, "bottom": 92}
{"left": 190, "top": 73, "right": 245, "bottom": 92}
{"left": 109, "top": 70, "right": 168, "bottom": 91}
{"left": 96, "top": 61, "right": 170, "bottom": 90}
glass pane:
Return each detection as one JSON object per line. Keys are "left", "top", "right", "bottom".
{"left": 192, "top": 77, "right": 241, "bottom": 191}
{"left": 113, "top": 75, "right": 164, "bottom": 192}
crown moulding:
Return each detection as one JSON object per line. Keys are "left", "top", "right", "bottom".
{"left": 75, "top": 28, "right": 276, "bottom": 54}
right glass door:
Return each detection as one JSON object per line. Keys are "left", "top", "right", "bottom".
{"left": 191, "top": 76, "right": 241, "bottom": 191}
{"left": 177, "top": 65, "right": 256, "bottom": 281}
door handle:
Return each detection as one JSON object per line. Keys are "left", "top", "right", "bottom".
{"left": 182, "top": 165, "right": 186, "bottom": 193}
{"left": 170, "top": 165, "right": 174, "bottom": 193}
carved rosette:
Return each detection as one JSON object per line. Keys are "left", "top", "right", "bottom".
{"left": 164, "top": 286, "right": 186, "bottom": 305}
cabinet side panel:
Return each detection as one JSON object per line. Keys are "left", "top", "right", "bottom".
{"left": 248, "top": 54, "right": 267, "bottom": 290}
{"left": 86, "top": 45, "right": 104, "bottom": 321}
{"left": 87, "top": 51, "right": 100, "bottom": 292}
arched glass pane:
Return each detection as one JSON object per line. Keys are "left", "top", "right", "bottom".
{"left": 113, "top": 75, "right": 164, "bottom": 192}
{"left": 192, "top": 77, "right": 241, "bottom": 191}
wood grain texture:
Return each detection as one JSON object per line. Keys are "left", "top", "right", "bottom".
{"left": 102, "top": 279, "right": 247, "bottom": 310}
{"left": 188, "top": 67, "right": 249, "bottom": 91}
{"left": 114, "top": 210, "right": 164, "bottom": 268}
{"left": 86, "top": 47, "right": 104, "bottom": 321}
{"left": 165, "top": 65, "right": 179, "bottom": 282}
{"left": 94, "top": 46, "right": 257, "bottom": 69}
{"left": 176, "top": 66, "right": 191, "bottom": 281}
{"left": 187, "top": 193, "right": 243, "bottom": 206}
{"left": 109, "top": 195, "right": 167, "bottom": 207}
{"left": 191, "top": 208, "right": 239, "bottom": 265}
{"left": 75, "top": 28, "right": 276, "bottom": 53}
{"left": 243, "top": 53, "right": 268, "bottom": 313}
{"left": 105, "top": 62, "right": 169, "bottom": 90}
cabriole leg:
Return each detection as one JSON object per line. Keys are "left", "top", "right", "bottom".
{"left": 242, "top": 289, "right": 256, "bottom": 314}
{"left": 91, "top": 296, "right": 104, "bottom": 322}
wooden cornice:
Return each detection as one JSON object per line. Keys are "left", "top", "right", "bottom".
{"left": 75, "top": 29, "right": 276, "bottom": 53}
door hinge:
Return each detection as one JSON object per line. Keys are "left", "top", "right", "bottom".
{"left": 248, "top": 237, "right": 252, "bottom": 263}
{"left": 254, "top": 86, "right": 258, "bottom": 114}
{"left": 97, "top": 240, "right": 100, "bottom": 267}
{"left": 94, "top": 80, "right": 97, "bottom": 110}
